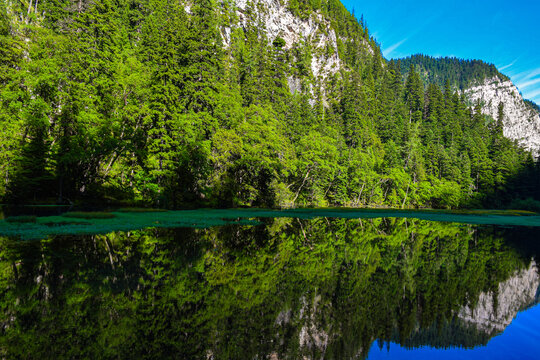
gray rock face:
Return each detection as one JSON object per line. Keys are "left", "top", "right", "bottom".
{"left": 297, "top": 295, "right": 329, "bottom": 352}
{"left": 465, "top": 77, "right": 540, "bottom": 155}
{"left": 216, "top": 0, "right": 375, "bottom": 81}
{"left": 458, "top": 259, "right": 539, "bottom": 335}
{"left": 232, "top": 0, "right": 344, "bottom": 79}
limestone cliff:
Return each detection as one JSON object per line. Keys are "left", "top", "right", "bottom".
{"left": 215, "top": 0, "right": 374, "bottom": 80}
{"left": 465, "top": 77, "right": 540, "bottom": 155}
{"left": 458, "top": 259, "right": 540, "bottom": 335}
{"left": 399, "top": 55, "right": 540, "bottom": 156}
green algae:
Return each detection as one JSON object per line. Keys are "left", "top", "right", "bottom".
{"left": 5, "top": 215, "right": 37, "bottom": 223}
{"left": 0, "top": 210, "right": 260, "bottom": 240}
{"left": 116, "top": 207, "right": 168, "bottom": 213}
{"left": 62, "top": 211, "right": 117, "bottom": 219}
{"left": 1, "top": 208, "right": 540, "bottom": 240}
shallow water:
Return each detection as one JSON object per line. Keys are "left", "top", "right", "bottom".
{"left": 0, "top": 213, "right": 538, "bottom": 359}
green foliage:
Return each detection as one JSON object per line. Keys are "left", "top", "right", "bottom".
{"left": 509, "top": 198, "right": 540, "bottom": 212}
{"left": 272, "top": 36, "right": 286, "bottom": 48}
{"left": 399, "top": 54, "right": 508, "bottom": 89}
{"left": 0, "top": 0, "right": 535, "bottom": 210}
{"left": 524, "top": 99, "right": 540, "bottom": 113}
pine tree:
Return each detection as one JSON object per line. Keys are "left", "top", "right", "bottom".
{"left": 404, "top": 64, "right": 424, "bottom": 123}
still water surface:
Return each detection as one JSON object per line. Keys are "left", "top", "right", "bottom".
{"left": 0, "top": 213, "right": 539, "bottom": 359}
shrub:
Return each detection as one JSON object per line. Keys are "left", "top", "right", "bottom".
{"left": 508, "top": 198, "right": 540, "bottom": 213}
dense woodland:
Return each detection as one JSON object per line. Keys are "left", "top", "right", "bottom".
{"left": 398, "top": 54, "right": 508, "bottom": 90}
{"left": 1, "top": 0, "right": 539, "bottom": 209}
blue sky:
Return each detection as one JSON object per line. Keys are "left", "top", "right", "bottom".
{"left": 340, "top": 0, "right": 540, "bottom": 104}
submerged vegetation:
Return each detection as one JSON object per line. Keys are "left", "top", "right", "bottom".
{"left": 0, "top": 0, "right": 538, "bottom": 210}
{"left": 1, "top": 208, "right": 540, "bottom": 239}
{"left": 61, "top": 211, "right": 117, "bottom": 219}
{"left": 4, "top": 215, "right": 37, "bottom": 223}
{"left": 116, "top": 207, "right": 169, "bottom": 213}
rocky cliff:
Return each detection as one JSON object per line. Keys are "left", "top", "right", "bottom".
{"left": 233, "top": 0, "right": 344, "bottom": 79}
{"left": 458, "top": 259, "right": 540, "bottom": 335}
{"left": 399, "top": 55, "right": 540, "bottom": 156}
{"left": 218, "top": 0, "right": 375, "bottom": 80}
{"left": 465, "top": 77, "right": 540, "bottom": 155}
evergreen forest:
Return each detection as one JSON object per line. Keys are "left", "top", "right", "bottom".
{"left": 398, "top": 54, "right": 507, "bottom": 90}
{"left": 1, "top": 0, "right": 539, "bottom": 209}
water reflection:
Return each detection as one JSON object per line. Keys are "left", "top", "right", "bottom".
{"left": 0, "top": 218, "right": 538, "bottom": 359}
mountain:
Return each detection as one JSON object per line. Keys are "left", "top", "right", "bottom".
{"left": 386, "top": 260, "right": 540, "bottom": 352}
{"left": 0, "top": 0, "right": 538, "bottom": 209}
{"left": 458, "top": 259, "right": 540, "bottom": 336}
{"left": 465, "top": 78, "right": 540, "bottom": 155}
{"left": 399, "top": 55, "right": 540, "bottom": 155}
{"left": 398, "top": 54, "right": 508, "bottom": 89}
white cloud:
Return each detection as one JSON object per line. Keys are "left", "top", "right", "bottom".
{"left": 526, "top": 88, "right": 540, "bottom": 100}
{"left": 513, "top": 67, "right": 540, "bottom": 81}
{"left": 499, "top": 59, "right": 518, "bottom": 71}
{"left": 383, "top": 38, "right": 408, "bottom": 58}
{"left": 517, "top": 77, "right": 540, "bottom": 89}
{"left": 381, "top": 12, "right": 443, "bottom": 59}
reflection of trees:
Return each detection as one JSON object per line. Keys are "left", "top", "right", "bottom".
{"left": 0, "top": 219, "right": 536, "bottom": 359}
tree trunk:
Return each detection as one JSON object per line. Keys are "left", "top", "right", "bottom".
{"left": 401, "top": 182, "right": 410, "bottom": 209}
{"left": 292, "top": 168, "right": 311, "bottom": 206}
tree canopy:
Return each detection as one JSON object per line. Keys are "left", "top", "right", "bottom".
{"left": 0, "top": 0, "right": 537, "bottom": 209}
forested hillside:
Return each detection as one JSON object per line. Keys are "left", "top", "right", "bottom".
{"left": 0, "top": 0, "right": 538, "bottom": 209}
{"left": 398, "top": 54, "right": 507, "bottom": 89}
{"left": 400, "top": 54, "right": 540, "bottom": 158}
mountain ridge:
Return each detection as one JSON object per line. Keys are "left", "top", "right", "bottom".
{"left": 396, "top": 54, "right": 540, "bottom": 155}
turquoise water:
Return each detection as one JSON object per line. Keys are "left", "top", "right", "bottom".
{"left": 0, "top": 210, "right": 538, "bottom": 359}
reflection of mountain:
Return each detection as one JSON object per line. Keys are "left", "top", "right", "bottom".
{"left": 458, "top": 259, "right": 539, "bottom": 335}
{"left": 1, "top": 218, "right": 539, "bottom": 359}
{"left": 396, "top": 320, "right": 492, "bottom": 350}
{"left": 396, "top": 259, "right": 540, "bottom": 351}
{"left": 291, "top": 262, "right": 540, "bottom": 359}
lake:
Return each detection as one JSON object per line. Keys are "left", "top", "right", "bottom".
{"left": 0, "top": 209, "right": 539, "bottom": 359}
